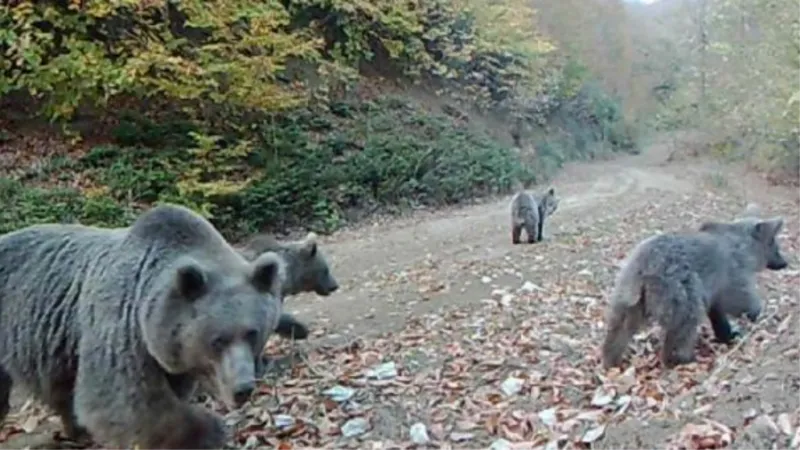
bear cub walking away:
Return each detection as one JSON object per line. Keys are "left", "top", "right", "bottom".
{"left": 601, "top": 204, "right": 789, "bottom": 369}
{"left": 239, "top": 231, "right": 339, "bottom": 341}
{"left": 0, "top": 204, "right": 286, "bottom": 449}
{"left": 510, "top": 187, "right": 560, "bottom": 244}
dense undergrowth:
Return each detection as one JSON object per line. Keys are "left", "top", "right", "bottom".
{"left": 0, "top": 90, "right": 635, "bottom": 238}
{"left": 0, "top": 1, "right": 637, "bottom": 238}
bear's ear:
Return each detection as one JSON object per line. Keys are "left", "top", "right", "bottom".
{"left": 754, "top": 217, "right": 784, "bottom": 242}
{"left": 742, "top": 202, "right": 762, "bottom": 218}
{"left": 547, "top": 187, "right": 555, "bottom": 196}
{"left": 301, "top": 232, "right": 318, "bottom": 259}
{"left": 699, "top": 221, "right": 727, "bottom": 233}
{"left": 251, "top": 251, "right": 286, "bottom": 294}
{"left": 174, "top": 260, "right": 208, "bottom": 301}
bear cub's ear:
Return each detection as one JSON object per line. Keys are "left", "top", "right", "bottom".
{"left": 301, "top": 232, "right": 318, "bottom": 259}
{"left": 742, "top": 202, "right": 762, "bottom": 218}
{"left": 174, "top": 260, "right": 208, "bottom": 301}
{"left": 754, "top": 217, "right": 784, "bottom": 242}
{"left": 699, "top": 221, "right": 725, "bottom": 233}
{"left": 250, "top": 251, "right": 286, "bottom": 294}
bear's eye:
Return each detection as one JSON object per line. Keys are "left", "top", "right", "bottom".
{"left": 211, "top": 335, "right": 232, "bottom": 353}
{"left": 244, "top": 328, "right": 259, "bottom": 346}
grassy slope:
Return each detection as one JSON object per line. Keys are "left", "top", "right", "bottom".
{"left": 0, "top": 88, "right": 636, "bottom": 239}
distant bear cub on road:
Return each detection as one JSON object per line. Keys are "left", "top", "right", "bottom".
{"left": 601, "top": 205, "right": 789, "bottom": 369}
{"left": 510, "top": 187, "right": 559, "bottom": 244}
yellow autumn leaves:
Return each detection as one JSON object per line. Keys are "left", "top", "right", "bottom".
{"left": 1, "top": 0, "right": 554, "bottom": 122}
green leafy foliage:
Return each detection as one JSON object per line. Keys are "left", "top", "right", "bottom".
{"left": 642, "top": 0, "right": 798, "bottom": 181}
{"left": 0, "top": 0, "right": 638, "bottom": 236}
{"left": 0, "top": 178, "right": 134, "bottom": 234}
{"left": 231, "top": 99, "right": 535, "bottom": 233}
{"left": 1, "top": 0, "right": 320, "bottom": 120}
{"left": 0, "top": 92, "right": 633, "bottom": 237}
{"left": 1, "top": 0, "right": 552, "bottom": 123}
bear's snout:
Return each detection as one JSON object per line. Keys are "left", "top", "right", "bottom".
{"left": 316, "top": 278, "right": 339, "bottom": 296}
{"left": 233, "top": 381, "right": 255, "bottom": 407}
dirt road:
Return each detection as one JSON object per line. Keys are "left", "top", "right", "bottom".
{"left": 296, "top": 147, "right": 681, "bottom": 333}
{"left": 4, "top": 133, "right": 798, "bottom": 449}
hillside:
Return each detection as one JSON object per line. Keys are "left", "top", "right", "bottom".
{"left": 0, "top": 0, "right": 639, "bottom": 239}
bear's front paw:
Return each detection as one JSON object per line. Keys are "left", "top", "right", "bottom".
{"left": 274, "top": 313, "right": 310, "bottom": 340}
{"left": 662, "top": 351, "right": 696, "bottom": 369}
{"left": 153, "top": 405, "right": 228, "bottom": 449}
{"left": 189, "top": 406, "right": 229, "bottom": 449}
{"left": 713, "top": 322, "right": 742, "bottom": 344}
{"left": 180, "top": 405, "right": 230, "bottom": 450}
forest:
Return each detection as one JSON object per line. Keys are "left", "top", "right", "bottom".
{"left": 0, "top": 0, "right": 634, "bottom": 239}
{"left": 0, "top": 0, "right": 796, "bottom": 238}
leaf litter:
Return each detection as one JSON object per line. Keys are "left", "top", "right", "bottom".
{"left": 1, "top": 168, "right": 798, "bottom": 449}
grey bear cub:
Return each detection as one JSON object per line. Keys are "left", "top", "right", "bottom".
{"left": 601, "top": 204, "right": 789, "bottom": 369}
{"left": 0, "top": 204, "right": 286, "bottom": 449}
{"left": 510, "top": 187, "right": 559, "bottom": 244}
{"left": 238, "top": 231, "right": 339, "bottom": 341}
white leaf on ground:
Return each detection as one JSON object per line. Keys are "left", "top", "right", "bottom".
{"left": 341, "top": 417, "right": 370, "bottom": 437}
{"left": 323, "top": 385, "right": 355, "bottom": 402}
{"left": 538, "top": 408, "right": 558, "bottom": 427}
{"left": 274, "top": 414, "right": 295, "bottom": 428}
{"left": 777, "top": 413, "right": 793, "bottom": 435}
{"left": 490, "top": 438, "right": 511, "bottom": 450}
{"left": 20, "top": 415, "right": 40, "bottom": 433}
{"left": 582, "top": 424, "right": 606, "bottom": 443}
{"left": 501, "top": 376, "right": 524, "bottom": 396}
{"left": 409, "top": 422, "right": 430, "bottom": 445}
{"left": 450, "top": 431, "right": 475, "bottom": 442}
{"left": 366, "top": 361, "right": 397, "bottom": 380}
{"left": 519, "top": 281, "right": 543, "bottom": 293}
{"left": 591, "top": 387, "right": 615, "bottom": 407}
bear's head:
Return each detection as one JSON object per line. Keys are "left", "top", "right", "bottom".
{"left": 287, "top": 232, "right": 339, "bottom": 297}
{"left": 239, "top": 232, "right": 339, "bottom": 298}
{"left": 140, "top": 250, "right": 286, "bottom": 409}
{"left": 539, "top": 187, "right": 559, "bottom": 218}
{"left": 700, "top": 202, "right": 790, "bottom": 275}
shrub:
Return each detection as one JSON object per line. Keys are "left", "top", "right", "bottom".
{"left": 0, "top": 1, "right": 639, "bottom": 238}
{"left": 1, "top": 0, "right": 552, "bottom": 126}
{"left": 91, "top": 97, "right": 537, "bottom": 237}
{"left": 0, "top": 178, "right": 135, "bottom": 234}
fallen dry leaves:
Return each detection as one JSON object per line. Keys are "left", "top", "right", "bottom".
{"left": 0, "top": 169, "right": 798, "bottom": 450}
{"left": 200, "top": 191, "right": 797, "bottom": 449}
{"left": 667, "top": 420, "right": 734, "bottom": 450}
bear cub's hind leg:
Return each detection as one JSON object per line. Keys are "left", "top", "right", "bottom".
{"left": 511, "top": 224, "right": 523, "bottom": 245}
